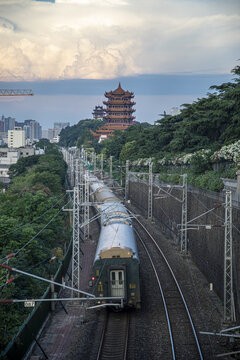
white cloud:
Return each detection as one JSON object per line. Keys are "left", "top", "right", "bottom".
{"left": 0, "top": 0, "right": 239, "bottom": 81}
{"left": 56, "top": 0, "right": 128, "bottom": 4}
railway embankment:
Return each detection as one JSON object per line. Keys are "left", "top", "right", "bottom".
{"left": 28, "top": 174, "right": 237, "bottom": 359}
{"left": 128, "top": 173, "right": 240, "bottom": 321}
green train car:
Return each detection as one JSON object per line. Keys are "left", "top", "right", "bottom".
{"left": 89, "top": 176, "right": 141, "bottom": 309}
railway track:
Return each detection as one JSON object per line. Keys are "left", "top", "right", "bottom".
{"left": 132, "top": 214, "right": 204, "bottom": 360}
{"left": 97, "top": 310, "right": 130, "bottom": 360}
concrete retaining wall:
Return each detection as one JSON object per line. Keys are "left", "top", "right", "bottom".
{"left": 129, "top": 174, "right": 240, "bottom": 320}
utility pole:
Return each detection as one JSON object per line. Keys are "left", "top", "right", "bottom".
{"left": 84, "top": 170, "right": 90, "bottom": 240}
{"left": 181, "top": 174, "right": 188, "bottom": 254}
{"left": 71, "top": 153, "right": 75, "bottom": 188}
{"left": 101, "top": 154, "right": 104, "bottom": 180}
{"left": 125, "top": 160, "right": 129, "bottom": 202}
{"left": 224, "top": 190, "right": 236, "bottom": 322}
{"left": 66, "top": 151, "right": 71, "bottom": 183}
{"left": 110, "top": 156, "right": 113, "bottom": 182}
{"left": 75, "top": 159, "right": 79, "bottom": 187}
{"left": 148, "top": 160, "right": 153, "bottom": 220}
{"left": 79, "top": 161, "right": 84, "bottom": 206}
{"left": 93, "top": 152, "right": 97, "bottom": 173}
{"left": 72, "top": 185, "right": 80, "bottom": 296}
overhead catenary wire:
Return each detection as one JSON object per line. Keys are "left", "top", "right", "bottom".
{"left": 0, "top": 256, "right": 61, "bottom": 291}
{"left": 191, "top": 192, "right": 240, "bottom": 234}
{"left": 0, "top": 263, "right": 95, "bottom": 298}
{"left": 14, "top": 200, "right": 71, "bottom": 257}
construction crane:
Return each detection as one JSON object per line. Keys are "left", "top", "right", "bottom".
{"left": 0, "top": 89, "right": 34, "bottom": 96}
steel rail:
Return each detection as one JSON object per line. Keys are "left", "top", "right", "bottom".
{"left": 135, "top": 227, "right": 176, "bottom": 360}
{"left": 96, "top": 312, "right": 108, "bottom": 360}
{"left": 97, "top": 311, "right": 129, "bottom": 360}
{"left": 132, "top": 213, "right": 204, "bottom": 360}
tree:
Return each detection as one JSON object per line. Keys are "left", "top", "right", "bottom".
{"left": 120, "top": 141, "right": 138, "bottom": 161}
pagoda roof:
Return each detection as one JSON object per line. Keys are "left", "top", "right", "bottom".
{"left": 90, "top": 121, "right": 134, "bottom": 139}
{"left": 105, "top": 82, "right": 133, "bottom": 97}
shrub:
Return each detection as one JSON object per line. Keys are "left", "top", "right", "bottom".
{"left": 190, "top": 152, "right": 212, "bottom": 175}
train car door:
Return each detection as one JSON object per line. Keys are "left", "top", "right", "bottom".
{"left": 110, "top": 270, "right": 125, "bottom": 297}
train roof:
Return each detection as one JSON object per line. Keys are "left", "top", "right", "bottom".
{"left": 89, "top": 177, "right": 120, "bottom": 203}
{"left": 94, "top": 223, "right": 139, "bottom": 262}
{"left": 99, "top": 202, "right": 131, "bottom": 226}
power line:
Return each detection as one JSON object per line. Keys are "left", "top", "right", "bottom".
{"left": 14, "top": 202, "right": 70, "bottom": 257}
{"left": 0, "top": 256, "right": 56, "bottom": 290}
{"left": 191, "top": 193, "right": 240, "bottom": 234}
{"left": 0, "top": 263, "right": 95, "bottom": 298}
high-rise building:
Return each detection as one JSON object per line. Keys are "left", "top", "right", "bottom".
{"left": 48, "top": 129, "right": 55, "bottom": 140}
{"left": 8, "top": 127, "right": 26, "bottom": 148}
{"left": 54, "top": 122, "right": 70, "bottom": 129}
{"left": 53, "top": 122, "right": 70, "bottom": 137}
{"left": 42, "top": 130, "right": 48, "bottom": 139}
{"left": 23, "top": 125, "right": 31, "bottom": 140}
{"left": 15, "top": 121, "right": 24, "bottom": 129}
{"left": 0, "top": 120, "right": 4, "bottom": 132}
{"left": 3, "top": 116, "right": 15, "bottom": 132}
{"left": 24, "top": 119, "right": 42, "bottom": 141}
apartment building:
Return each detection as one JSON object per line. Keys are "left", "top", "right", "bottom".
{"left": 8, "top": 127, "right": 26, "bottom": 148}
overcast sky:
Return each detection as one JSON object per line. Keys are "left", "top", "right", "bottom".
{"left": 0, "top": 0, "right": 239, "bottom": 128}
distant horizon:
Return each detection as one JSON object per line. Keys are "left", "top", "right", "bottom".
{"left": 0, "top": 72, "right": 234, "bottom": 130}
{"left": 0, "top": 72, "right": 234, "bottom": 95}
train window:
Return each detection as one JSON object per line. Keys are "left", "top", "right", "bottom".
{"left": 118, "top": 271, "right": 123, "bottom": 285}
{"left": 111, "top": 271, "right": 116, "bottom": 285}
{"left": 110, "top": 270, "right": 125, "bottom": 297}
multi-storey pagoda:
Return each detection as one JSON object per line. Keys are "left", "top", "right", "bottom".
{"left": 92, "top": 105, "right": 105, "bottom": 120}
{"left": 90, "top": 83, "right": 136, "bottom": 141}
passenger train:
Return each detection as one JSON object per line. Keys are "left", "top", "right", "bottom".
{"left": 89, "top": 175, "right": 141, "bottom": 309}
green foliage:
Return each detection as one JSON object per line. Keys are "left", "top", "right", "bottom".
{"left": 8, "top": 149, "right": 66, "bottom": 195}
{"left": 8, "top": 155, "right": 40, "bottom": 178}
{"left": 190, "top": 172, "right": 224, "bottom": 192}
{"left": 102, "top": 130, "right": 126, "bottom": 158}
{"left": 120, "top": 141, "right": 137, "bottom": 161}
{"left": 34, "top": 138, "right": 51, "bottom": 149}
{"left": 58, "top": 119, "right": 103, "bottom": 147}
{"left": 35, "top": 154, "right": 67, "bottom": 185}
{"left": 31, "top": 171, "right": 62, "bottom": 194}
{"left": 190, "top": 151, "right": 212, "bottom": 175}
{"left": 220, "top": 165, "right": 237, "bottom": 179}
{"left": 0, "top": 147, "right": 71, "bottom": 351}
{"left": 159, "top": 169, "right": 225, "bottom": 192}
{"left": 158, "top": 173, "right": 181, "bottom": 184}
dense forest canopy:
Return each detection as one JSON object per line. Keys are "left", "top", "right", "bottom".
{"left": 58, "top": 118, "right": 104, "bottom": 148}
{"left": 0, "top": 141, "right": 70, "bottom": 351}
{"left": 59, "top": 65, "right": 240, "bottom": 162}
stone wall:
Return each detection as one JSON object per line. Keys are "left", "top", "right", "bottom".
{"left": 129, "top": 174, "right": 240, "bottom": 320}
